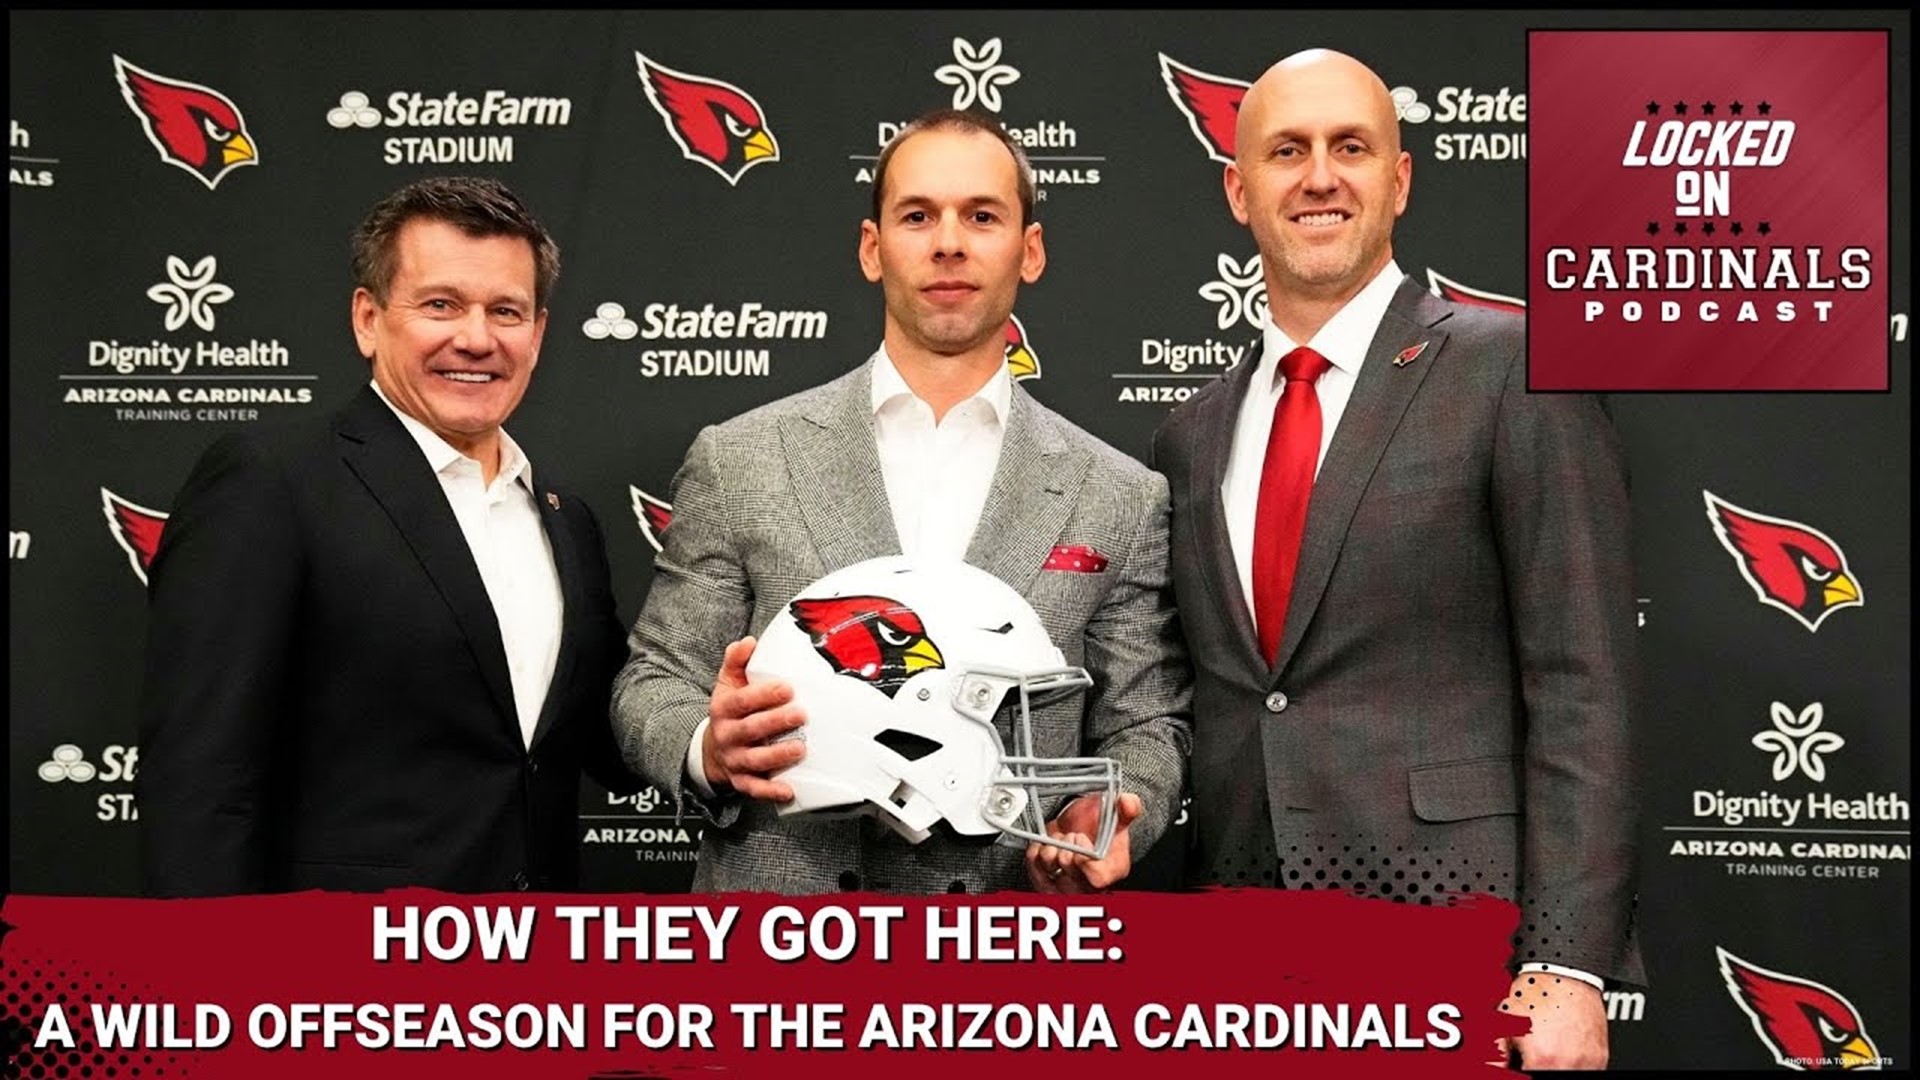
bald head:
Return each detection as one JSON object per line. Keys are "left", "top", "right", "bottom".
{"left": 1223, "top": 47, "right": 1412, "bottom": 337}
{"left": 1235, "top": 49, "right": 1402, "bottom": 165}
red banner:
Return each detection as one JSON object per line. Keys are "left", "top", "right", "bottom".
{"left": 1, "top": 890, "right": 1527, "bottom": 1078}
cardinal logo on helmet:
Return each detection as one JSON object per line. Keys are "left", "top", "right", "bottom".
{"left": 1705, "top": 491, "right": 1864, "bottom": 633}
{"left": 635, "top": 52, "right": 780, "bottom": 186}
{"left": 1718, "top": 947, "right": 1881, "bottom": 1070}
{"left": 789, "top": 595, "right": 945, "bottom": 698}
{"left": 113, "top": 55, "right": 259, "bottom": 189}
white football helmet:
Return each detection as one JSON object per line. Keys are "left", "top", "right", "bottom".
{"left": 746, "top": 556, "right": 1122, "bottom": 858}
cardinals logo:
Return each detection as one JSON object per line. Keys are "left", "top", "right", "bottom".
{"left": 1718, "top": 948, "right": 1882, "bottom": 1070}
{"left": 101, "top": 488, "right": 169, "bottom": 586}
{"left": 1158, "top": 54, "right": 1247, "bottom": 165}
{"left": 790, "top": 595, "right": 945, "bottom": 698}
{"left": 629, "top": 485, "right": 673, "bottom": 554}
{"left": 1705, "top": 492, "right": 1864, "bottom": 633}
{"left": 113, "top": 56, "right": 259, "bottom": 190}
{"left": 1004, "top": 314, "right": 1041, "bottom": 380}
{"left": 1426, "top": 268, "right": 1526, "bottom": 315}
{"left": 635, "top": 52, "right": 779, "bottom": 186}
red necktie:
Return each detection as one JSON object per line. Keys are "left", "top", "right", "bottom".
{"left": 1252, "top": 346, "right": 1331, "bottom": 666}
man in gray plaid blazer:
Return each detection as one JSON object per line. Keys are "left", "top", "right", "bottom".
{"left": 1152, "top": 52, "right": 1638, "bottom": 1069}
{"left": 613, "top": 108, "right": 1191, "bottom": 895}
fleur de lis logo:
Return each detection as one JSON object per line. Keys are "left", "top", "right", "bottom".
{"left": 147, "top": 255, "right": 232, "bottom": 332}
{"left": 934, "top": 37, "right": 1020, "bottom": 113}
{"left": 1196, "top": 253, "right": 1268, "bottom": 331}
{"left": 1751, "top": 701, "right": 1845, "bottom": 782}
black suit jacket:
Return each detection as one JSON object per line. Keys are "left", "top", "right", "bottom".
{"left": 137, "top": 385, "right": 635, "bottom": 896}
{"left": 1153, "top": 279, "right": 1641, "bottom": 984}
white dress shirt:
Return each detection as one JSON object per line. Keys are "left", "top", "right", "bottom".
{"left": 1217, "top": 272, "right": 1605, "bottom": 992}
{"left": 373, "top": 382, "right": 562, "bottom": 750}
{"left": 685, "top": 351, "right": 1012, "bottom": 794}
{"left": 1222, "top": 259, "right": 1403, "bottom": 619}
{"left": 870, "top": 345, "right": 1011, "bottom": 562}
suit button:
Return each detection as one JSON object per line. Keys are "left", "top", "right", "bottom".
{"left": 838, "top": 870, "right": 861, "bottom": 891}
{"left": 948, "top": 880, "right": 968, "bottom": 894}
{"left": 511, "top": 871, "right": 529, "bottom": 891}
{"left": 527, "top": 759, "right": 540, "bottom": 775}
{"left": 1265, "top": 691, "right": 1289, "bottom": 714}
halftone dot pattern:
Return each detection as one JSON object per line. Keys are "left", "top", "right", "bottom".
{"left": 1274, "top": 836, "right": 1512, "bottom": 908}
{"left": 1, "top": 952, "right": 184, "bottom": 1078}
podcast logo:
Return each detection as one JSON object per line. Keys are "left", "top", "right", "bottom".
{"left": 1528, "top": 30, "right": 1888, "bottom": 390}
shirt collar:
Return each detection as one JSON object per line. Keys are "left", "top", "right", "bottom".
{"left": 868, "top": 345, "right": 1011, "bottom": 426}
{"left": 1259, "top": 259, "right": 1405, "bottom": 389}
{"left": 370, "top": 380, "right": 535, "bottom": 492}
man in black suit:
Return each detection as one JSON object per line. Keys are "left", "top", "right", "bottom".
{"left": 137, "top": 176, "right": 636, "bottom": 896}
{"left": 1153, "top": 51, "right": 1638, "bottom": 1068}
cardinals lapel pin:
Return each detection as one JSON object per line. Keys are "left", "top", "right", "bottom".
{"left": 1393, "top": 341, "right": 1430, "bottom": 367}
{"left": 545, "top": 492, "right": 561, "bottom": 511}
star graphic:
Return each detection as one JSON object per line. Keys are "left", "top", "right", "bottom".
{"left": 1758, "top": 221, "right": 1772, "bottom": 236}
{"left": 1730, "top": 100, "right": 1745, "bottom": 115}
{"left": 1675, "top": 222, "right": 1688, "bottom": 236}
{"left": 1702, "top": 221, "right": 1717, "bottom": 235}
{"left": 1674, "top": 100, "right": 1688, "bottom": 115}
{"left": 1702, "top": 101, "right": 1717, "bottom": 115}
{"left": 1646, "top": 221, "right": 1660, "bottom": 235}
{"left": 1730, "top": 221, "right": 1745, "bottom": 236}
{"left": 1646, "top": 100, "right": 1660, "bottom": 115}
{"left": 1758, "top": 101, "right": 1772, "bottom": 115}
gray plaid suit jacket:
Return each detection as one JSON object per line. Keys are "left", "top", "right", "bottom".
{"left": 1153, "top": 277, "right": 1642, "bottom": 984}
{"left": 614, "top": 358, "right": 1192, "bottom": 894}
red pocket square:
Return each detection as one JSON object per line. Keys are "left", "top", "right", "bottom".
{"left": 1044, "top": 544, "right": 1108, "bottom": 573}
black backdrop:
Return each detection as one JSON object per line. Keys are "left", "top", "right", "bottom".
{"left": 9, "top": 10, "right": 1909, "bottom": 1070}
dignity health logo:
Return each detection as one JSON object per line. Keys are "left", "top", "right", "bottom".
{"left": 1526, "top": 30, "right": 1888, "bottom": 390}
{"left": 1751, "top": 702, "right": 1843, "bottom": 783}
{"left": 935, "top": 37, "right": 1020, "bottom": 112}
{"left": 147, "top": 255, "right": 232, "bottom": 332}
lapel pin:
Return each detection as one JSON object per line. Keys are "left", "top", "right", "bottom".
{"left": 1393, "top": 341, "right": 1429, "bottom": 367}
{"left": 545, "top": 492, "right": 561, "bottom": 511}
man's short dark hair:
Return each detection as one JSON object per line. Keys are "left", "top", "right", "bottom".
{"left": 351, "top": 175, "right": 560, "bottom": 310}
{"left": 869, "top": 108, "right": 1036, "bottom": 227}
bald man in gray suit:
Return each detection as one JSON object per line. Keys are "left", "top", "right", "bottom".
{"left": 1153, "top": 51, "right": 1639, "bottom": 1069}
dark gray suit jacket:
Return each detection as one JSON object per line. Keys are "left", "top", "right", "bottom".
{"left": 614, "top": 360, "right": 1192, "bottom": 894}
{"left": 1153, "top": 278, "right": 1641, "bottom": 983}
